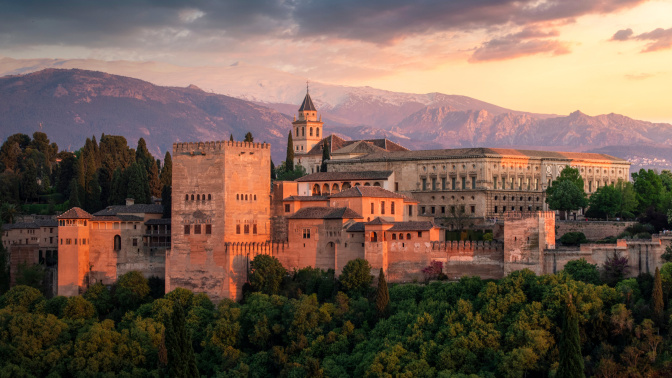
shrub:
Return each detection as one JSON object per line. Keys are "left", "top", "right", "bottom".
{"left": 560, "top": 232, "right": 587, "bottom": 246}
{"left": 563, "top": 258, "right": 601, "bottom": 285}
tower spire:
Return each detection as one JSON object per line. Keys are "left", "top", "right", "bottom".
{"left": 306, "top": 80, "right": 309, "bottom": 94}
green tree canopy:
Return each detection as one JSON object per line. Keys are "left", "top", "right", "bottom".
{"left": 546, "top": 179, "right": 588, "bottom": 216}
{"left": 586, "top": 184, "right": 620, "bottom": 220}
{"left": 339, "top": 258, "right": 373, "bottom": 297}
{"left": 249, "top": 255, "right": 287, "bottom": 295}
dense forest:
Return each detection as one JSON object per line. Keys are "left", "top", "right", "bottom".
{"left": 0, "top": 254, "right": 670, "bottom": 377}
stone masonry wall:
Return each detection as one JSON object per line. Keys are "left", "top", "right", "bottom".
{"left": 556, "top": 221, "right": 635, "bottom": 241}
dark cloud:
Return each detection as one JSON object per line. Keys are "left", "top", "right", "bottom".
{"left": 0, "top": 0, "right": 648, "bottom": 50}
{"left": 611, "top": 26, "right": 672, "bottom": 52}
{"left": 611, "top": 28, "right": 633, "bottom": 41}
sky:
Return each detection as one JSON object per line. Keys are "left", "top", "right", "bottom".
{"left": 1, "top": 0, "right": 671, "bottom": 122}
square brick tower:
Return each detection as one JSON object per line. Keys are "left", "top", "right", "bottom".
{"left": 57, "top": 207, "right": 92, "bottom": 296}
{"left": 503, "top": 211, "right": 555, "bottom": 276}
{"left": 168, "top": 140, "right": 271, "bottom": 300}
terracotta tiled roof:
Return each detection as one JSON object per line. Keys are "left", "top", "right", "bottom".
{"left": 34, "top": 219, "right": 58, "bottom": 227}
{"left": 387, "top": 221, "right": 436, "bottom": 231}
{"left": 116, "top": 215, "right": 145, "bottom": 222}
{"left": 303, "top": 134, "right": 409, "bottom": 156}
{"left": 8, "top": 222, "right": 40, "bottom": 229}
{"left": 283, "top": 196, "right": 329, "bottom": 201}
{"left": 58, "top": 207, "right": 92, "bottom": 219}
{"left": 91, "top": 216, "right": 122, "bottom": 221}
{"left": 289, "top": 207, "right": 363, "bottom": 219}
{"left": 346, "top": 222, "right": 366, "bottom": 232}
{"left": 338, "top": 147, "right": 628, "bottom": 163}
{"left": 329, "top": 186, "right": 407, "bottom": 199}
{"left": 333, "top": 141, "right": 387, "bottom": 155}
{"left": 295, "top": 171, "right": 393, "bottom": 182}
{"left": 94, "top": 204, "right": 163, "bottom": 216}
{"left": 366, "top": 217, "right": 392, "bottom": 225}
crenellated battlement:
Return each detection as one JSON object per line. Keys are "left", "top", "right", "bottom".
{"left": 503, "top": 211, "right": 555, "bottom": 220}
{"left": 172, "top": 140, "right": 271, "bottom": 154}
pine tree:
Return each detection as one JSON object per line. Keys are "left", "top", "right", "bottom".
{"left": 320, "top": 141, "right": 330, "bottom": 172}
{"left": 148, "top": 159, "right": 162, "bottom": 198}
{"left": 557, "top": 294, "right": 585, "bottom": 378}
{"left": 160, "top": 152, "right": 172, "bottom": 189}
{"left": 162, "top": 303, "right": 199, "bottom": 378}
{"left": 651, "top": 267, "right": 664, "bottom": 327}
{"left": 375, "top": 268, "right": 390, "bottom": 318}
{"left": 286, "top": 131, "right": 294, "bottom": 171}
{"left": 244, "top": 132, "right": 254, "bottom": 143}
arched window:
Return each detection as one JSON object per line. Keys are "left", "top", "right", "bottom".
{"left": 253, "top": 224, "right": 257, "bottom": 234}
{"left": 370, "top": 232, "right": 378, "bottom": 242}
{"left": 236, "top": 225, "right": 240, "bottom": 234}
{"left": 185, "top": 194, "right": 189, "bottom": 201}
{"left": 254, "top": 194, "right": 257, "bottom": 200}
{"left": 310, "top": 127, "right": 313, "bottom": 136}
{"left": 208, "top": 194, "right": 212, "bottom": 200}
{"left": 312, "top": 184, "right": 321, "bottom": 195}
{"left": 364, "top": 182, "right": 371, "bottom": 186}
{"left": 191, "top": 194, "right": 194, "bottom": 201}
{"left": 332, "top": 183, "right": 340, "bottom": 193}
{"left": 236, "top": 194, "right": 239, "bottom": 200}
{"left": 302, "top": 127, "right": 305, "bottom": 136}
{"left": 399, "top": 233, "right": 404, "bottom": 240}
{"left": 322, "top": 183, "right": 330, "bottom": 195}
{"left": 296, "top": 128, "right": 299, "bottom": 137}
{"left": 197, "top": 194, "right": 200, "bottom": 200}
{"left": 245, "top": 194, "right": 248, "bottom": 200}
{"left": 316, "top": 128, "right": 320, "bottom": 137}
{"left": 202, "top": 194, "right": 205, "bottom": 201}
{"left": 114, "top": 235, "right": 121, "bottom": 251}
{"left": 406, "top": 233, "right": 412, "bottom": 240}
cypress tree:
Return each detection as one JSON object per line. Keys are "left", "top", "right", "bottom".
{"left": 557, "top": 295, "right": 584, "bottom": 378}
{"left": 126, "top": 163, "right": 149, "bottom": 204}
{"left": 85, "top": 171, "right": 102, "bottom": 213}
{"left": 148, "top": 159, "right": 162, "bottom": 198}
{"left": 229, "top": 134, "right": 234, "bottom": 142}
{"left": 110, "top": 168, "right": 124, "bottom": 205}
{"left": 375, "top": 268, "right": 389, "bottom": 318}
{"left": 320, "top": 141, "right": 330, "bottom": 172}
{"left": 136, "top": 138, "right": 152, "bottom": 170}
{"left": 270, "top": 160, "right": 276, "bottom": 180}
{"left": 286, "top": 131, "right": 294, "bottom": 171}
{"left": 652, "top": 267, "right": 664, "bottom": 327}
{"left": 68, "top": 178, "right": 81, "bottom": 208}
{"left": 163, "top": 303, "right": 199, "bottom": 378}
{"left": 160, "top": 152, "right": 172, "bottom": 189}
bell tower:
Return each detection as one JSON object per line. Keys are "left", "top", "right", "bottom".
{"left": 292, "top": 83, "right": 323, "bottom": 155}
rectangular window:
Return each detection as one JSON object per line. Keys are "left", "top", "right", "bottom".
{"left": 381, "top": 201, "right": 385, "bottom": 214}
{"left": 471, "top": 205, "right": 475, "bottom": 214}
{"left": 461, "top": 177, "right": 466, "bottom": 189}
{"left": 285, "top": 204, "right": 290, "bottom": 213}
{"left": 441, "top": 206, "right": 446, "bottom": 214}
{"left": 534, "top": 179, "right": 538, "bottom": 190}
{"left": 408, "top": 205, "right": 413, "bottom": 216}
{"left": 493, "top": 176, "right": 497, "bottom": 189}
{"left": 502, "top": 177, "right": 506, "bottom": 189}
{"left": 184, "top": 225, "right": 190, "bottom": 235}
{"left": 451, "top": 177, "right": 456, "bottom": 190}
{"left": 206, "top": 225, "right": 212, "bottom": 234}
{"left": 371, "top": 202, "right": 374, "bottom": 214}
{"left": 431, "top": 177, "right": 437, "bottom": 190}
{"left": 431, "top": 206, "right": 435, "bottom": 214}
{"left": 422, "top": 178, "right": 427, "bottom": 190}
{"left": 303, "top": 228, "right": 311, "bottom": 239}
{"left": 441, "top": 177, "right": 446, "bottom": 190}
{"left": 50, "top": 228, "right": 53, "bottom": 233}
{"left": 391, "top": 202, "right": 395, "bottom": 214}
{"left": 195, "top": 225, "right": 201, "bottom": 234}
{"left": 60, "top": 239, "right": 63, "bottom": 245}
{"left": 510, "top": 177, "right": 514, "bottom": 190}
{"left": 132, "top": 238, "right": 138, "bottom": 246}
{"left": 74, "top": 239, "right": 77, "bottom": 245}
{"left": 472, "top": 176, "right": 476, "bottom": 189}
{"left": 395, "top": 182, "right": 399, "bottom": 191}
{"left": 421, "top": 206, "right": 426, "bottom": 214}
{"left": 494, "top": 206, "right": 498, "bottom": 213}
{"left": 526, "top": 178, "right": 530, "bottom": 190}
{"left": 253, "top": 224, "right": 257, "bottom": 235}
{"left": 418, "top": 232, "right": 423, "bottom": 237}
{"left": 244, "top": 225, "right": 250, "bottom": 234}
{"left": 236, "top": 225, "right": 240, "bottom": 234}
{"left": 589, "top": 181, "right": 592, "bottom": 192}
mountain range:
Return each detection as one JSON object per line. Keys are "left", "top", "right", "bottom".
{"left": 1, "top": 57, "right": 672, "bottom": 171}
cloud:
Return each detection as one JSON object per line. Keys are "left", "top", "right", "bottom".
{"left": 470, "top": 27, "right": 570, "bottom": 62}
{"left": 611, "top": 26, "right": 672, "bottom": 52}
{"left": 611, "top": 28, "right": 633, "bottom": 41}
{"left": 624, "top": 72, "right": 656, "bottom": 80}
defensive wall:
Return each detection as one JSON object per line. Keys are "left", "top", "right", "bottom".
{"left": 555, "top": 220, "right": 635, "bottom": 241}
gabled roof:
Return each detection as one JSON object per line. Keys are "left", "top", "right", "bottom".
{"left": 303, "top": 134, "right": 409, "bottom": 157}
{"left": 346, "top": 222, "right": 366, "bottom": 232}
{"left": 299, "top": 93, "right": 317, "bottom": 112}
{"left": 367, "top": 217, "right": 391, "bottom": 225}
{"left": 58, "top": 207, "right": 92, "bottom": 219}
{"left": 329, "top": 186, "right": 407, "bottom": 199}
{"left": 289, "top": 207, "right": 363, "bottom": 220}
{"left": 94, "top": 204, "right": 163, "bottom": 216}
{"left": 388, "top": 221, "right": 436, "bottom": 232}
{"left": 334, "top": 140, "right": 387, "bottom": 155}
{"left": 296, "top": 171, "right": 393, "bottom": 182}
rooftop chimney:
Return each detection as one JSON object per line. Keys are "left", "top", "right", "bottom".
{"left": 126, "top": 198, "right": 135, "bottom": 206}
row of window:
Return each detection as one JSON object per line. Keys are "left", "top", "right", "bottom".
{"left": 184, "top": 224, "right": 212, "bottom": 235}
{"left": 236, "top": 224, "right": 258, "bottom": 235}
{"left": 61, "top": 238, "right": 87, "bottom": 245}
{"left": 370, "top": 231, "right": 422, "bottom": 242}
{"left": 59, "top": 220, "right": 87, "bottom": 226}
{"left": 493, "top": 176, "right": 539, "bottom": 191}
{"left": 370, "top": 201, "right": 395, "bottom": 215}
{"left": 493, "top": 196, "right": 541, "bottom": 202}
{"left": 186, "top": 194, "right": 212, "bottom": 201}
{"left": 236, "top": 194, "right": 257, "bottom": 201}
{"left": 421, "top": 176, "right": 476, "bottom": 191}
{"left": 493, "top": 206, "right": 541, "bottom": 213}
{"left": 295, "top": 126, "right": 320, "bottom": 138}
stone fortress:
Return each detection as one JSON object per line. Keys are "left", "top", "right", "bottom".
{"left": 2, "top": 90, "right": 668, "bottom": 300}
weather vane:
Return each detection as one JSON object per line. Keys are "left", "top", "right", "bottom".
{"left": 306, "top": 80, "right": 309, "bottom": 94}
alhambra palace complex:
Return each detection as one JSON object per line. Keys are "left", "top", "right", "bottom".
{"left": 3, "top": 91, "right": 670, "bottom": 300}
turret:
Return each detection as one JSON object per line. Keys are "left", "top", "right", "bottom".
{"left": 292, "top": 87, "right": 324, "bottom": 154}
{"left": 57, "top": 207, "right": 91, "bottom": 296}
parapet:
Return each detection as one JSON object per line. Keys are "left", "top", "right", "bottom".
{"left": 430, "top": 240, "right": 503, "bottom": 252}
{"left": 173, "top": 140, "right": 271, "bottom": 154}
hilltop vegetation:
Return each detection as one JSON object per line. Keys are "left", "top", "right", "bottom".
{"left": 0, "top": 256, "right": 671, "bottom": 377}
